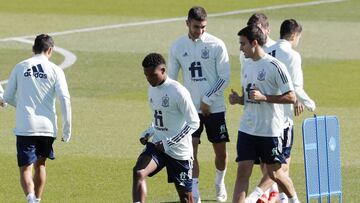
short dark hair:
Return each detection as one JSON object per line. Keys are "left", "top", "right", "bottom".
{"left": 32, "top": 34, "right": 54, "bottom": 54}
{"left": 237, "top": 25, "right": 266, "bottom": 46}
{"left": 247, "top": 13, "right": 269, "bottom": 29}
{"left": 188, "top": 6, "right": 207, "bottom": 21}
{"left": 280, "top": 19, "right": 302, "bottom": 40}
{"left": 142, "top": 53, "right": 166, "bottom": 69}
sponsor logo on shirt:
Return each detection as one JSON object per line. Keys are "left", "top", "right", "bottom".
{"left": 189, "top": 61, "right": 207, "bottom": 82}
{"left": 24, "top": 64, "right": 47, "bottom": 79}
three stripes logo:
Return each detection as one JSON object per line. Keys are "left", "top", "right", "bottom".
{"left": 24, "top": 64, "right": 47, "bottom": 79}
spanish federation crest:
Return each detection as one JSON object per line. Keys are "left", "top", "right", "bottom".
{"left": 162, "top": 95, "right": 169, "bottom": 107}
{"left": 201, "top": 47, "right": 209, "bottom": 59}
{"left": 257, "top": 69, "right": 266, "bottom": 81}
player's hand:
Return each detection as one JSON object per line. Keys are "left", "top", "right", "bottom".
{"left": 200, "top": 102, "right": 210, "bottom": 117}
{"left": 249, "top": 87, "right": 266, "bottom": 102}
{"left": 154, "top": 141, "right": 164, "bottom": 152}
{"left": 294, "top": 100, "right": 304, "bottom": 116}
{"left": 140, "top": 136, "right": 149, "bottom": 145}
{"left": 229, "top": 89, "right": 241, "bottom": 105}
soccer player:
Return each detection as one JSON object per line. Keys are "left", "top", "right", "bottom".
{"left": 255, "top": 19, "right": 316, "bottom": 203}
{"left": 132, "top": 53, "right": 200, "bottom": 203}
{"left": 247, "top": 13, "right": 276, "bottom": 50}
{"left": 168, "top": 6, "right": 231, "bottom": 202}
{"left": 0, "top": 83, "right": 6, "bottom": 107}
{"left": 4, "top": 34, "right": 72, "bottom": 203}
{"left": 241, "top": 13, "right": 280, "bottom": 203}
{"left": 229, "top": 25, "right": 300, "bottom": 203}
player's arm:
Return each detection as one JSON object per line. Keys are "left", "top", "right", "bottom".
{"left": 167, "top": 43, "right": 181, "bottom": 81}
{"left": 139, "top": 123, "right": 155, "bottom": 145}
{"left": 161, "top": 88, "right": 200, "bottom": 153}
{"left": 55, "top": 68, "right": 72, "bottom": 142}
{"left": 202, "top": 42, "right": 231, "bottom": 106}
{"left": 3, "top": 65, "right": 18, "bottom": 107}
{"left": 290, "top": 53, "right": 316, "bottom": 112}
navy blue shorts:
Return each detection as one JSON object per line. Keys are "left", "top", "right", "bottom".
{"left": 192, "top": 112, "right": 230, "bottom": 143}
{"left": 141, "top": 143, "right": 193, "bottom": 192}
{"left": 282, "top": 125, "right": 294, "bottom": 159}
{"left": 16, "top": 136, "right": 55, "bottom": 167}
{"left": 236, "top": 131, "right": 286, "bottom": 164}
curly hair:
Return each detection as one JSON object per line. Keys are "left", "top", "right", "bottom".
{"left": 142, "top": 53, "right": 166, "bottom": 69}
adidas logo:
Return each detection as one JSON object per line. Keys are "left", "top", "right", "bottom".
{"left": 183, "top": 52, "right": 188, "bottom": 57}
{"left": 24, "top": 64, "right": 47, "bottom": 79}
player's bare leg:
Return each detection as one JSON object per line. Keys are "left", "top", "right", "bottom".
{"left": 278, "top": 157, "right": 291, "bottom": 203}
{"left": 175, "top": 184, "right": 194, "bottom": 203}
{"left": 20, "top": 164, "right": 36, "bottom": 202}
{"left": 34, "top": 157, "right": 47, "bottom": 201}
{"left": 192, "top": 137, "right": 201, "bottom": 202}
{"left": 213, "top": 142, "right": 228, "bottom": 202}
{"left": 132, "top": 154, "right": 158, "bottom": 202}
{"left": 265, "top": 163, "right": 300, "bottom": 203}
{"left": 232, "top": 160, "right": 253, "bottom": 203}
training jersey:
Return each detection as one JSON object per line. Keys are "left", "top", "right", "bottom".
{"left": 4, "top": 54, "right": 71, "bottom": 140}
{"left": 168, "top": 32, "right": 230, "bottom": 113}
{"left": 145, "top": 77, "right": 200, "bottom": 160}
{"left": 239, "top": 54, "right": 294, "bottom": 137}
{"left": 267, "top": 40, "right": 316, "bottom": 126}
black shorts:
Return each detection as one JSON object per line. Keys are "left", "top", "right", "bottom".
{"left": 282, "top": 125, "right": 294, "bottom": 159}
{"left": 16, "top": 136, "right": 55, "bottom": 167}
{"left": 192, "top": 112, "right": 230, "bottom": 144}
{"left": 141, "top": 143, "right": 193, "bottom": 192}
{"left": 236, "top": 131, "right": 286, "bottom": 164}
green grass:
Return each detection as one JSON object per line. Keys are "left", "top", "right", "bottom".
{"left": 1, "top": 0, "right": 360, "bottom": 202}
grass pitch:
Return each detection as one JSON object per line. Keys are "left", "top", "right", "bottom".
{"left": 1, "top": 0, "right": 360, "bottom": 202}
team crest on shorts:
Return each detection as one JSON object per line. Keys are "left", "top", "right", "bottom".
{"left": 201, "top": 47, "right": 209, "bottom": 59}
{"left": 162, "top": 95, "right": 169, "bottom": 107}
{"left": 257, "top": 69, "right": 266, "bottom": 81}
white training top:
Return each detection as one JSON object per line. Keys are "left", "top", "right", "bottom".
{"left": 0, "top": 84, "right": 4, "bottom": 102}
{"left": 268, "top": 39, "right": 316, "bottom": 126}
{"left": 4, "top": 54, "right": 71, "bottom": 140}
{"left": 264, "top": 37, "right": 276, "bottom": 52}
{"left": 239, "top": 54, "right": 294, "bottom": 137}
{"left": 145, "top": 77, "right": 200, "bottom": 160}
{"left": 168, "top": 32, "right": 230, "bottom": 113}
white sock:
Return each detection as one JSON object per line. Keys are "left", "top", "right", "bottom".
{"left": 133, "top": 202, "right": 140, "bottom": 203}
{"left": 36, "top": 198, "right": 41, "bottom": 203}
{"left": 246, "top": 186, "right": 264, "bottom": 202}
{"left": 192, "top": 178, "right": 200, "bottom": 198}
{"left": 279, "top": 192, "right": 288, "bottom": 203}
{"left": 215, "top": 168, "right": 226, "bottom": 185}
{"left": 288, "top": 194, "right": 300, "bottom": 203}
{"left": 26, "top": 193, "right": 36, "bottom": 203}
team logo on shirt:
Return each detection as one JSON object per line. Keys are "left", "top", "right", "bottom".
{"left": 162, "top": 95, "right": 169, "bottom": 107}
{"left": 24, "top": 64, "right": 47, "bottom": 79}
{"left": 201, "top": 47, "right": 209, "bottom": 59}
{"left": 257, "top": 69, "right": 266, "bottom": 81}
